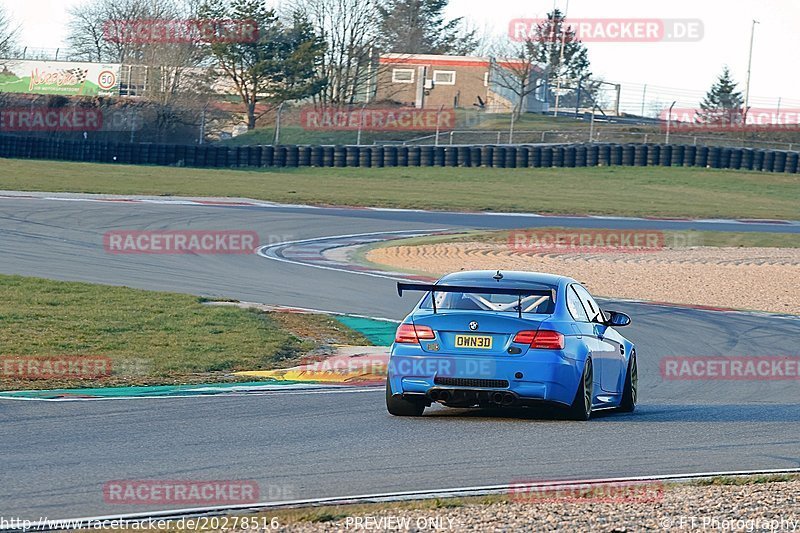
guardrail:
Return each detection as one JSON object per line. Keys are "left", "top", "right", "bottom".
{"left": 0, "top": 135, "right": 798, "bottom": 173}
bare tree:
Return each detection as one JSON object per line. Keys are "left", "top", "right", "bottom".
{"left": 289, "top": 0, "right": 381, "bottom": 106}
{"left": 488, "top": 39, "right": 546, "bottom": 118}
{"left": 66, "top": 0, "right": 185, "bottom": 63}
{"left": 66, "top": 0, "right": 223, "bottom": 141}
{"left": 0, "top": 5, "right": 20, "bottom": 57}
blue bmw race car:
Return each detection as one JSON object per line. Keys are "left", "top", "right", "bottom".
{"left": 386, "top": 270, "right": 637, "bottom": 420}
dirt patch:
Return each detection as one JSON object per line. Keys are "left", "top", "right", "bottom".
{"left": 366, "top": 244, "right": 800, "bottom": 314}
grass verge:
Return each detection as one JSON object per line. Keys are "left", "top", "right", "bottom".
{"left": 364, "top": 228, "right": 800, "bottom": 250}
{"left": 0, "top": 274, "right": 369, "bottom": 390}
{"left": 1, "top": 158, "right": 798, "bottom": 220}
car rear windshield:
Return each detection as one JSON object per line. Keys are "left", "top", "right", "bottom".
{"left": 419, "top": 286, "right": 557, "bottom": 314}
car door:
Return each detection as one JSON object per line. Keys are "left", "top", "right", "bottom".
{"left": 572, "top": 284, "right": 623, "bottom": 393}
{"left": 565, "top": 285, "right": 600, "bottom": 393}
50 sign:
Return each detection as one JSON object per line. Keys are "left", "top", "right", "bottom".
{"left": 98, "top": 70, "right": 117, "bottom": 91}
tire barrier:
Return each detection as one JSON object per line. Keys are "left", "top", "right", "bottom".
{"left": 0, "top": 136, "right": 797, "bottom": 173}
{"left": 359, "top": 146, "right": 371, "bottom": 168}
{"left": 384, "top": 145, "right": 398, "bottom": 167}
{"left": 408, "top": 146, "right": 421, "bottom": 166}
{"left": 481, "top": 145, "right": 494, "bottom": 167}
{"left": 494, "top": 146, "right": 506, "bottom": 168}
{"left": 309, "top": 145, "right": 322, "bottom": 166}
{"left": 467, "top": 146, "right": 480, "bottom": 167}
{"left": 530, "top": 146, "right": 542, "bottom": 167}
{"left": 321, "top": 146, "right": 334, "bottom": 167}
{"left": 285, "top": 145, "right": 299, "bottom": 167}
{"left": 420, "top": 146, "right": 434, "bottom": 166}
{"left": 586, "top": 145, "right": 599, "bottom": 167}
{"left": 786, "top": 152, "right": 799, "bottom": 174}
{"left": 333, "top": 145, "right": 346, "bottom": 167}
{"left": 634, "top": 144, "right": 647, "bottom": 166}
{"left": 298, "top": 145, "right": 311, "bottom": 167}
{"left": 444, "top": 146, "right": 458, "bottom": 167}
{"left": 397, "top": 146, "right": 409, "bottom": 167}
{"left": 621, "top": 144, "right": 635, "bottom": 166}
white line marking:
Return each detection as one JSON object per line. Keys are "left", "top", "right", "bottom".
{"left": 256, "top": 229, "right": 449, "bottom": 282}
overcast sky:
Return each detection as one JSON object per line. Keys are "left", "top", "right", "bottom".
{"left": 3, "top": 0, "right": 798, "bottom": 111}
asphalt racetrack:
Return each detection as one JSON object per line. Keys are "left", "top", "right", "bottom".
{"left": 0, "top": 195, "right": 798, "bottom": 520}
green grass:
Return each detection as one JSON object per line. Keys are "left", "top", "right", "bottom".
{"left": 0, "top": 274, "right": 367, "bottom": 390}
{"left": 2, "top": 158, "right": 798, "bottom": 220}
{"left": 224, "top": 110, "right": 800, "bottom": 147}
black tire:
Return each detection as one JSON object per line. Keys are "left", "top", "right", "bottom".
{"left": 619, "top": 351, "right": 638, "bottom": 413}
{"left": 386, "top": 380, "right": 425, "bottom": 417}
{"left": 566, "top": 358, "right": 593, "bottom": 421}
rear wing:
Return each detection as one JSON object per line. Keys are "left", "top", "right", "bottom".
{"left": 396, "top": 282, "right": 556, "bottom": 317}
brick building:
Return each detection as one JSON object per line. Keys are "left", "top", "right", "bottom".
{"left": 374, "top": 53, "right": 548, "bottom": 113}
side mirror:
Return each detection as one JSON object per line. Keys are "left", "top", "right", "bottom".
{"left": 606, "top": 310, "right": 631, "bottom": 327}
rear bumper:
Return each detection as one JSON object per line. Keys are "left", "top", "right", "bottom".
{"left": 388, "top": 352, "right": 583, "bottom": 407}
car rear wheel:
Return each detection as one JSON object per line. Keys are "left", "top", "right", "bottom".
{"left": 619, "top": 351, "right": 638, "bottom": 413}
{"left": 386, "top": 380, "right": 425, "bottom": 417}
{"left": 566, "top": 358, "right": 593, "bottom": 421}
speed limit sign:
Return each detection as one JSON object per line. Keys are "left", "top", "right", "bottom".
{"left": 98, "top": 70, "right": 117, "bottom": 90}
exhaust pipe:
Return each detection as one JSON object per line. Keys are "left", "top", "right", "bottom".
{"left": 429, "top": 389, "right": 440, "bottom": 401}
{"left": 491, "top": 392, "right": 504, "bottom": 404}
{"left": 438, "top": 390, "right": 451, "bottom": 402}
{"left": 502, "top": 393, "right": 515, "bottom": 406}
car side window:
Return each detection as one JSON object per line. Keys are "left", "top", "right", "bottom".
{"left": 566, "top": 286, "right": 590, "bottom": 322}
{"left": 572, "top": 284, "right": 602, "bottom": 322}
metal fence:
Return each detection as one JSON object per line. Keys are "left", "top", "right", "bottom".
{"left": 398, "top": 129, "right": 798, "bottom": 151}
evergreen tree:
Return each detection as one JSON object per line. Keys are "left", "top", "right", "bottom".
{"left": 377, "top": 0, "right": 477, "bottom": 55}
{"left": 200, "top": 0, "right": 325, "bottom": 129}
{"left": 524, "top": 9, "right": 593, "bottom": 107}
{"left": 698, "top": 67, "right": 744, "bottom": 124}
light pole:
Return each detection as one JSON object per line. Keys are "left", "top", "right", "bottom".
{"left": 356, "top": 104, "right": 367, "bottom": 145}
{"left": 273, "top": 102, "right": 285, "bottom": 145}
{"left": 666, "top": 101, "right": 677, "bottom": 144}
{"left": 434, "top": 105, "right": 444, "bottom": 146}
{"left": 743, "top": 19, "right": 759, "bottom": 124}
{"left": 553, "top": 0, "right": 569, "bottom": 117}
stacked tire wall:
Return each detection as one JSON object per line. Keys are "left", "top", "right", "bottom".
{"left": 0, "top": 136, "right": 798, "bottom": 173}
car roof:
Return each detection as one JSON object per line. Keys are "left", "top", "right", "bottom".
{"left": 436, "top": 270, "right": 574, "bottom": 288}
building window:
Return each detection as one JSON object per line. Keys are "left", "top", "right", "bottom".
{"left": 392, "top": 68, "right": 415, "bottom": 83}
{"left": 484, "top": 72, "right": 489, "bottom": 87}
{"left": 433, "top": 70, "right": 456, "bottom": 85}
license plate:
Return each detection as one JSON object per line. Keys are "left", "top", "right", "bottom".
{"left": 454, "top": 335, "right": 493, "bottom": 349}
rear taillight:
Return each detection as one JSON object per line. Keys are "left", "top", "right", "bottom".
{"left": 512, "top": 330, "right": 537, "bottom": 345}
{"left": 395, "top": 324, "right": 435, "bottom": 343}
{"left": 513, "top": 330, "right": 565, "bottom": 350}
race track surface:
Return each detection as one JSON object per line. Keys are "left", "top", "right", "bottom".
{"left": 0, "top": 196, "right": 798, "bottom": 520}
